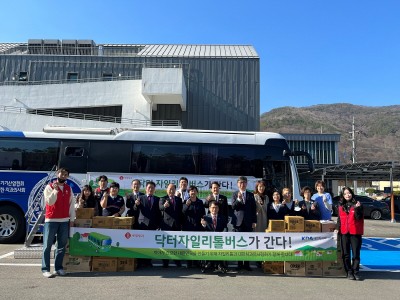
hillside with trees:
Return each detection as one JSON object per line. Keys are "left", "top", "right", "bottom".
{"left": 260, "top": 103, "right": 400, "bottom": 163}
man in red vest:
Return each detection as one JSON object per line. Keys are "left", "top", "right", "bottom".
{"left": 41, "top": 167, "right": 75, "bottom": 278}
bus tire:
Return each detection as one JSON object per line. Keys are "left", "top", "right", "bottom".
{"left": 0, "top": 205, "right": 26, "bottom": 244}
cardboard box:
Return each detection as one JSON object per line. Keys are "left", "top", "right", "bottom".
{"left": 76, "top": 208, "right": 95, "bottom": 219}
{"left": 323, "top": 261, "right": 346, "bottom": 277}
{"left": 267, "top": 220, "right": 285, "bottom": 232}
{"left": 113, "top": 225, "right": 133, "bottom": 230}
{"left": 304, "top": 220, "right": 321, "bottom": 232}
{"left": 91, "top": 257, "right": 118, "bottom": 272}
{"left": 305, "top": 261, "right": 323, "bottom": 277}
{"left": 320, "top": 221, "right": 336, "bottom": 232}
{"left": 63, "top": 254, "right": 91, "bottom": 273}
{"left": 117, "top": 258, "right": 137, "bottom": 272}
{"left": 284, "top": 216, "right": 304, "bottom": 232}
{"left": 92, "top": 216, "right": 114, "bottom": 228}
{"left": 74, "top": 218, "right": 92, "bottom": 228}
{"left": 262, "top": 261, "right": 284, "bottom": 274}
{"left": 284, "top": 261, "right": 306, "bottom": 276}
{"left": 113, "top": 217, "right": 134, "bottom": 227}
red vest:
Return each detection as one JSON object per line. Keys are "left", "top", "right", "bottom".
{"left": 338, "top": 205, "right": 364, "bottom": 235}
{"left": 45, "top": 182, "right": 71, "bottom": 219}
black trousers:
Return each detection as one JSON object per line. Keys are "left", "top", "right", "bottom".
{"left": 235, "top": 223, "right": 253, "bottom": 268}
{"left": 340, "top": 233, "right": 362, "bottom": 273}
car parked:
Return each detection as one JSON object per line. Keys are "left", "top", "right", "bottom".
{"left": 332, "top": 195, "right": 390, "bottom": 220}
{"left": 382, "top": 195, "right": 400, "bottom": 214}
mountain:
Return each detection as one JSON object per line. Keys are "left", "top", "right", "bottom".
{"left": 260, "top": 103, "right": 400, "bottom": 162}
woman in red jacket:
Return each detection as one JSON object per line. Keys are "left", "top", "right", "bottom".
{"left": 335, "top": 186, "right": 364, "bottom": 280}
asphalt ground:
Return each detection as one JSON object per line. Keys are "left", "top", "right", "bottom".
{"left": 0, "top": 217, "right": 399, "bottom": 300}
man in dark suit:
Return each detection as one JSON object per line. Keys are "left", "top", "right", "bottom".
{"left": 231, "top": 176, "right": 257, "bottom": 271}
{"left": 204, "top": 181, "right": 229, "bottom": 219}
{"left": 134, "top": 181, "right": 161, "bottom": 267}
{"left": 201, "top": 200, "right": 228, "bottom": 273}
{"left": 125, "top": 179, "right": 144, "bottom": 228}
{"left": 159, "top": 183, "right": 183, "bottom": 268}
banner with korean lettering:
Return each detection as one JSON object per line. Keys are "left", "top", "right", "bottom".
{"left": 70, "top": 228, "right": 338, "bottom": 261}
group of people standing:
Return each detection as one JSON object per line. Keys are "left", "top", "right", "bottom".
{"left": 42, "top": 168, "right": 364, "bottom": 280}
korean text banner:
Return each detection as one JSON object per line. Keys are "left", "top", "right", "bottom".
{"left": 69, "top": 228, "right": 338, "bottom": 261}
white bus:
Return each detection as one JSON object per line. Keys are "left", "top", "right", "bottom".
{"left": 0, "top": 126, "right": 313, "bottom": 243}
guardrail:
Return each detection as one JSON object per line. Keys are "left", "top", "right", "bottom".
{"left": 0, "top": 105, "right": 181, "bottom": 127}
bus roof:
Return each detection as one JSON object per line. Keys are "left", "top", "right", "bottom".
{"left": 1, "top": 127, "right": 286, "bottom": 145}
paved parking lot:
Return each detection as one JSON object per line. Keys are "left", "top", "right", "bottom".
{"left": 0, "top": 218, "right": 399, "bottom": 299}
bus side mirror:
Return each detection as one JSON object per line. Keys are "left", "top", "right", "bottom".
{"left": 283, "top": 150, "right": 315, "bottom": 173}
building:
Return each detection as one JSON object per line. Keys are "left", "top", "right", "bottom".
{"left": 0, "top": 39, "right": 260, "bottom": 131}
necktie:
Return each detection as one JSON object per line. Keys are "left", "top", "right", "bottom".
{"left": 170, "top": 197, "right": 174, "bottom": 206}
{"left": 148, "top": 195, "right": 152, "bottom": 208}
{"left": 242, "top": 192, "right": 246, "bottom": 204}
{"left": 213, "top": 216, "right": 217, "bottom": 229}
{"left": 215, "top": 195, "right": 218, "bottom": 202}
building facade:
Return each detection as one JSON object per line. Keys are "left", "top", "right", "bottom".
{"left": 0, "top": 39, "right": 260, "bottom": 131}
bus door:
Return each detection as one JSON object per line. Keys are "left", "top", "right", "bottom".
{"left": 59, "top": 141, "right": 89, "bottom": 173}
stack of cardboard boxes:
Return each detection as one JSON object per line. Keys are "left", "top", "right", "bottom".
{"left": 63, "top": 208, "right": 137, "bottom": 273}
{"left": 263, "top": 217, "right": 345, "bottom": 277}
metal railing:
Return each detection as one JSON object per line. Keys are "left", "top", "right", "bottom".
{"left": 0, "top": 105, "right": 181, "bottom": 127}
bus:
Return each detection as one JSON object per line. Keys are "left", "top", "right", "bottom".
{"left": 88, "top": 232, "right": 112, "bottom": 252}
{"left": 0, "top": 126, "right": 313, "bottom": 243}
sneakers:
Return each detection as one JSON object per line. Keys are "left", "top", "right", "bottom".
{"left": 353, "top": 272, "right": 361, "bottom": 281}
{"left": 53, "top": 269, "right": 67, "bottom": 276}
{"left": 42, "top": 271, "right": 55, "bottom": 278}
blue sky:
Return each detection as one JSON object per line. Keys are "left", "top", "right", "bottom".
{"left": 1, "top": 0, "right": 399, "bottom": 114}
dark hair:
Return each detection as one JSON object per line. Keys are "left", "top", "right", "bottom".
{"left": 179, "top": 177, "right": 188, "bottom": 184}
{"left": 97, "top": 175, "right": 108, "bottom": 182}
{"left": 131, "top": 179, "right": 141, "bottom": 185}
{"left": 57, "top": 167, "right": 69, "bottom": 175}
{"left": 254, "top": 180, "right": 266, "bottom": 196}
{"left": 315, "top": 180, "right": 326, "bottom": 189}
{"left": 208, "top": 200, "right": 219, "bottom": 207}
{"left": 110, "top": 182, "right": 120, "bottom": 189}
{"left": 77, "top": 185, "right": 94, "bottom": 204}
{"left": 301, "top": 186, "right": 312, "bottom": 197}
{"left": 339, "top": 186, "right": 355, "bottom": 204}
{"left": 237, "top": 176, "right": 247, "bottom": 183}
{"left": 188, "top": 185, "right": 198, "bottom": 192}
{"left": 167, "top": 183, "right": 176, "bottom": 189}
{"left": 210, "top": 181, "right": 220, "bottom": 188}
{"left": 146, "top": 181, "right": 156, "bottom": 188}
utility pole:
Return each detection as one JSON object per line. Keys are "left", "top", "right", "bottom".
{"left": 349, "top": 116, "right": 359, "bottom": 163}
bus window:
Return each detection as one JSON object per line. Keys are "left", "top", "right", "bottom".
{"left": 65, "top": 146, "right": 85, "bottom": 157}
{"left": 0, "top": 139, "right": 59, "bottom": 171}
{"left": 131, "top": 143, "right": 199, "bottom": 174}
{"left": 88, "top": 141, "right": 131, "bottom": 173}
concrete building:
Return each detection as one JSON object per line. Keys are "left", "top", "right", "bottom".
{"left": 0, "top": 39, "right": 260, "bottom": 131}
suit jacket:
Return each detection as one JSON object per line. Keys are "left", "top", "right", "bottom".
{"left": 297, "top": 200, "right": 321, "bottom": 220}
{"left": 126, "top": 191, "right": 144, "bottom": 216}
{"left": 134, "top": 194, "right": 161, "bottom": 230}
{"left": 159, "top": 195, "right": 183, "bottom": 231}
{"left": 204, "top": 194, "right": 229, "bottom": 219}
{"left": 231, "top": 190, "right": 257, "bottom": 230}
{"left": 267, "top": 202, "right": 288, "bottom": 220}
{"left": 202, "top": 214, "right": 228, "bottom": 232}
{"left": 182, "top": 198, "right": 206, "bottom": 231}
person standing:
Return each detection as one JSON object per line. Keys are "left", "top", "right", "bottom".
{"left": 126, "top": 179, "right": 144, "bottom": 227}
{"left": 134, "top": 181, "right": 161, "bottom": 267}
{"left": 75, "top": 184, "right": 99, "bottom": 216}
{"left": 311, "top": 180, "right": 333, "bottom": 220}
{"left": 281, "top": 187, "right": 298, "bottom": 216}
{"left": 182, "top": 185, "right": 206, "bottom": 268}
{"left": 204, "top": 181, "right": 229, "bottom": 219}
{"left": 159, "top": 183, "right": 183, "bottom": 268}
{"left": 253, "top": 180, "right": 269, "bottom": 232}
{"left": 297, "top": 186, "right": 321, "bottom": 220}
{"left": 231, "top": 176, "right": 257, "bottom": 271}
{"left": 41, "top": 167, "right": 75, "bottom": 278}
{"left": 267, "top": 191, "right": 288, "bottom": 220}
{"left": 335, "top": 187, "right": 364, "bottom": 280}
{"left": 176, "top": 177, "right": 190, "bottom": 201}
{"left": 201, "top": 200, "right": 228, "bottom": 273}
{"left": 93, "top": 175, "right": 109, "bottom": 216}
{"left": 100, "top": 182, "right": 125, "bottom": 217}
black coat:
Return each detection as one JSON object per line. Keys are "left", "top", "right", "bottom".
{"left": 202, "top": 214, "right": 228, "bottom": 232}
{"left": 182, "top": 198, "right": 206, "bottom": 231}
{"left": 134, "top": 194, "right": 161, "bottom": 230}
{"left": 231, "top": 191, "right": 257, "bottom": 230}
{"left": 159, "top": 195, "right": 183, "bottom": 231}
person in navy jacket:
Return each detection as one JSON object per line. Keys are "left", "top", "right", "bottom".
{"left": 335, "top": 186, "right": 364, "bottom": 281}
